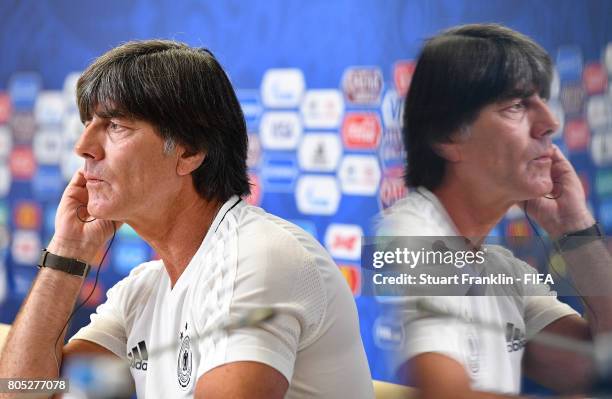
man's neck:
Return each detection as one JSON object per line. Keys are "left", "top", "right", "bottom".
{"left": 432, "top": 176, "right": 513, "bottom": 241}
{"left": 128, "top": 189, "right": 224, "bottom": 288}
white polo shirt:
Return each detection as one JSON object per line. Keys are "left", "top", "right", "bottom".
{"left": 72, "top": 196, "right": 374, "bottom": 398}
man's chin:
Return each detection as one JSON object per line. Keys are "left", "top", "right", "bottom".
{"left": 86, "top": 203, "right": 116, "bottom": 221}
{"left": 526, "top": 180, "right": 554, "bottom": 200}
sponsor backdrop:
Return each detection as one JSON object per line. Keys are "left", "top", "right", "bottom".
{"left": 1, "top": 0, "right": 612, "bottom": 391}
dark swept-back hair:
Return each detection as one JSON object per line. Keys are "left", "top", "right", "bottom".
{"left": 76, "top": 39, "right": 250, "bottom": 202}
{"left": 403, "top": 23, "right": 553, "bottom": 190}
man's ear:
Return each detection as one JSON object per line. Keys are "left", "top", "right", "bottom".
{"left": 432, "top": 141, "right": 462, "bottom": 162}
{"left": 176, "top": 146, "right": 206, "bottom": 176}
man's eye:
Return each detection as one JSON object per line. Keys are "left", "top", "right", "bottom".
{"left": 508, "top": 102, "right": 525, "bottom": 111}
{"left": 108, "top": 121, "right": 126, "bottom": 133}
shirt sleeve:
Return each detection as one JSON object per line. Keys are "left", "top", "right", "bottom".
{"left": 392, "top": 297, "right": 470, "bottom": 370}
{"left": 69, "top": 262, "right": 159, "bottom": 359}
{"left": 512, "top": 258, "right": 579, "bottom": 338}
{"left": 69, "top": 282, "right": 129, "bottom": 359}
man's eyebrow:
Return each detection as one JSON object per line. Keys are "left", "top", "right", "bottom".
{"left": 81, "top": 111, "right": 126, "bottom": 124}
{"left": 496, "top": 91, "right": 536, "bottom": 104}
{"left": 96, "top": 109, "right": 123, "bottom": 119}
{"left": 93, "top": 107, "right": 137, "bottom": 122}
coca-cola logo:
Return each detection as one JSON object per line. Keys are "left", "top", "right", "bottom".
{"left": 341, "top": 113, "right": 382, "bottom": 150}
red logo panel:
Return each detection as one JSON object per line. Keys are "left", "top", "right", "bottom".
{"left": 393, "top": 61, "right": 416, "bottom": 97}
{"left": 0, "top": 93, "right": 11, "bottom": 123}
{"left": 583, "top": 63, "right": 608, "bottom": 95}
{"left": 9, "top": 146, "right": 37, "bottom": 179}
{"left": 564, "top": 119, "right": 590, "bottom": 152}
{"left": 341, "top": 113, "right": 382, "bottom": 150}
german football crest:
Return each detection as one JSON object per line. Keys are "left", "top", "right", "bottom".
{"left": 177, "top": 322, "right": 193, "bottom": 389}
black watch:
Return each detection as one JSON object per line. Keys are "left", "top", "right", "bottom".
{"left": 38, "top": 249, "right": 91, "bottom": 278}
{"left": 554, "top": 223, "right": 604, "bottom": 252}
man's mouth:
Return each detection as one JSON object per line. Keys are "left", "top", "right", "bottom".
{"left": 533, "top": 149, "right": 554, "bottom": 163}
{"left": 84, "top": 173, "right": 105, "bottom": 184}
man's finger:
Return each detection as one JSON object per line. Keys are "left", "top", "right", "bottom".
{"left": 70, "top": 169, "right": 87, "bottom": 188}
{"left": 63, "top": 169, "right": 89, "bottom": 205}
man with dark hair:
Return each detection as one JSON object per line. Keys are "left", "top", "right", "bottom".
{"left": 0, "top": 40, "right": 374, "bottom": 399}
{"left": 379, "top": 24, "right": 612, "bottom": 397}
{"left": 404, "top": 24, "right": 553, "bottom": 192}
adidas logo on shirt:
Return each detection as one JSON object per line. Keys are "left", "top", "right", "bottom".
{"left": 127, "top": 340, "right": 149, "bottom": 370}
{"left": 505, "top": 323, "right": 526, "bottom": 353}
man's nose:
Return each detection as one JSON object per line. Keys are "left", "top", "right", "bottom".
{"left": 74, "top": 121, "right": 104, "bottom": 160}
{"left": 532, "top": 97, "right": 561, "bottom": 138}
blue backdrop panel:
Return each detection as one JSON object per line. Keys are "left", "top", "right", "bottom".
{"left": 0, "top": 0, "right": 611, "bottom": 392}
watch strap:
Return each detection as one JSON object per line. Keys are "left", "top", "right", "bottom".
{"left": 38, "top": 249, "right": 90, "bottom": 277}
{"left": 554, "top": 223, "right": 604, "bottom": 252}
